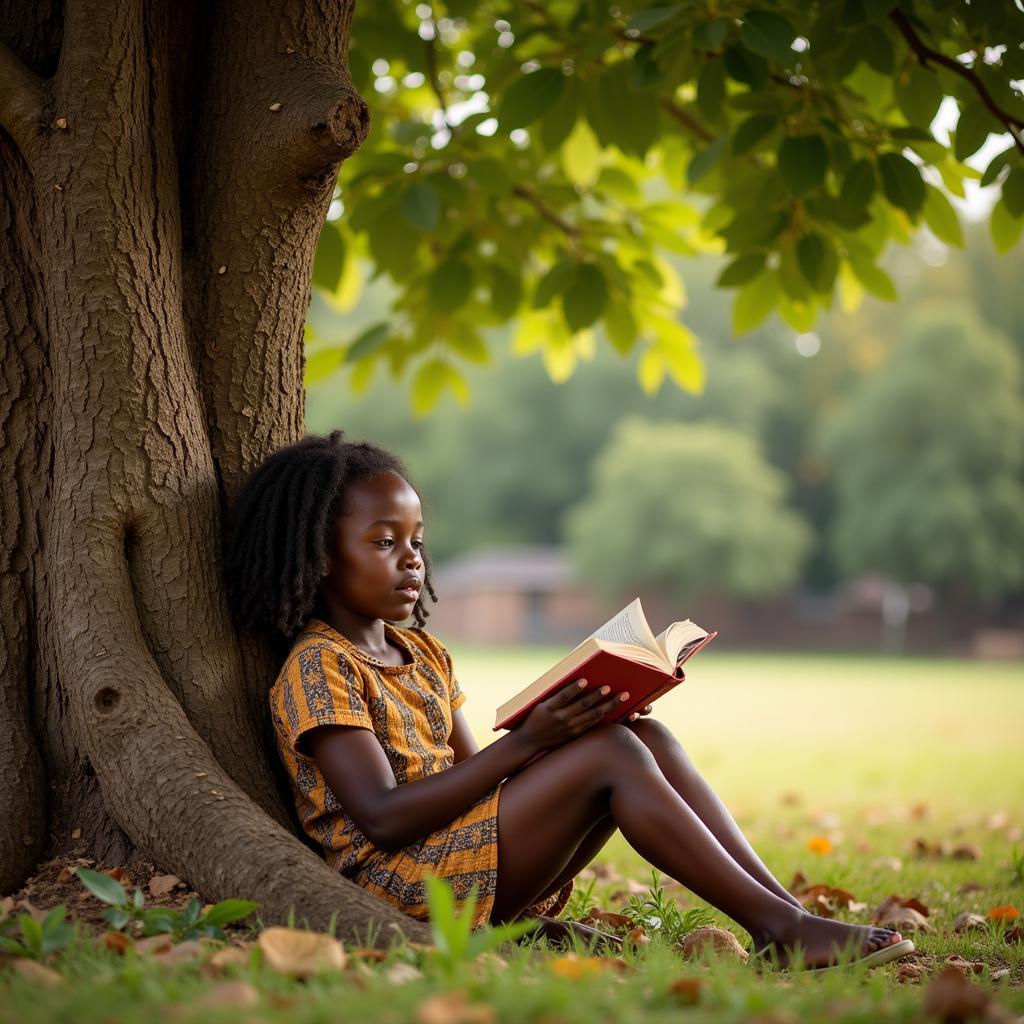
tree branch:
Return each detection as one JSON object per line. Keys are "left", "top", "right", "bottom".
{"left": 512, "top": 183, "right": 581, "bottom": 238}
{"left": 0, "top": 39, "right": 45, "bottom": 156}
{"left": 659, "top": 96, "right": 715, "bottom": 143}
{"left": 889, "top": 9, "right": 1024, "bottom": 156}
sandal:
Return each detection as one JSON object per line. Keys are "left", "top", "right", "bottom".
{"left": 750, "top": 936, "right": 915, "bottom": 973}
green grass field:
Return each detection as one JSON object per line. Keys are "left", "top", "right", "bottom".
{"left": 2, "top": 652, "right": 1022, "bottom": 1022}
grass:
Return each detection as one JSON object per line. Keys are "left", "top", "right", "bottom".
{"left": 1, "top": 651, "right": 1022, "bottom": 1022}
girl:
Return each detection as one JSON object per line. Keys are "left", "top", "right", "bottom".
{"left": 224, "top": 430, "right": 913, "bottom": 971}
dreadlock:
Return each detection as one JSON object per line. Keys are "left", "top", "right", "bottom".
{"left": 223, "top": 430, "right": 438, "bottom": 656}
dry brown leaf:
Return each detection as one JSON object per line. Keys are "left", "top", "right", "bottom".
{"left": 583, "top": 909, "right": 632, "bottom": 930}
{"left": 872, "top": 895, "right": 932, "bottom": 933}
{"left": 9, "top": 959, "right": 63, "bottom": 988}
{"left": 676, "top": 925, "right": 749, "bottom": 962}
{"left": 97, "top": 930, "right": 134, "bottom": 954}
{"left": 922, "top": 965, "right": 991, "bottom": 1021}
{"left": 607, "top": 879, "right": 652, "bottom": 899}
{"left": 201, "top": 946, "right": 250, "bottom": 977}
{"left": 984, "top": 811, "right": 1009, "bottom": 830}
{"left": 910, "top": 802, "right": 930, "bottom": 820}
{"left": 668, "top": 976, "right": 707, "bottom": 1005}
{"left": 416, "top": 991, "right": 497, "bottom": 1024}
{"left": 382, "top": 962, "right": 423, "bottom": 985}
{"left": 152, "top": 939, "right": 209, "bottom": 968}
{"left": 70, "top": 828, "right": 81, "bottom": 840}
{"left": 102, "top": 866, "right": 131, "bottom": 884}
{"left": 896, "top": 962, "right": 929, "bottom": 984}
{"left": 148, "top": 874, "right": 181, "bottom": 898}
{"left": 626, "top": 926, "right": 650, "bottom": 946}
{"left": 1004, "top": 926, "right": 1024, "bottom": 944}
{"left": 958, "top": 881, "right": 985, "bottom": 895}
{"left": 871, "top": 856, "right": 904, "bottom": 872}
{"left": 953, "top": 912, "right": 988, "bottom": 933}
{"left": 787, "top": 870, "right": 808, "bottom": 893}
{"left": 991, "top": 968, "right": 1010, "bottom": 981}
{"left": 134, "top": 934, "right": 174, "bottom": 957}
{"left": 951, "top": 843, "right": 982, "bottom": 862}
{"left": 589, "top": 863, "right": 624, "bottom": 882}
{"left": 986, "top": 905, "right": 1019, "bottom": 922}
{"left": 56, "top": 866, "right": 75, "bottom": 885}
{"left": 944, "top": 955, "right": 985, "bottom": 975}
{"left": 257, "top": 927, "right": 345, "bottom": 977}
{"left": 346, "top": 948, "right": 390, "bottom": 962}
{"left": 779, "top": 790, "right": 801, "bottom": 806}
{"left": 548, "top": 954, "right": 609, "bottom": 980}
{"left": 196, "top": 981, "right": 261, "bottom": 1009}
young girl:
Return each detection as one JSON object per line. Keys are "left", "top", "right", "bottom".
{"left": 224, "top": 429, "right": 913, "bottom": 971}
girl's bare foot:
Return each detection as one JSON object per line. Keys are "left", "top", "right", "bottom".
{"left": 754, "top": 914, "right": 905, "bottom": 970}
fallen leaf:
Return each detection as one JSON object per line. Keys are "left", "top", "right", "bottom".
{"left": 152, "top": 939, "right": 209, "bottom": 968}
{"left": 97, "top": 930, "right": 133, "bottom": 954}
{"left": 676, "top": 926, "right": 749, "bottom": 962}
{"left": 896, "top": 962, "right": 929, "bottom": 983}
{"left": 589, "top": 863, "right": 624, "bottom": 882}
{"left": 1005, "top": 926, "right": 1024, "bottom": 944}
{"left": 201, "top": 946, "right": 250, "bottom": 977}
{"left": 953, "top": 912, "right": 988, "bottom": 932}
{"left": 134, "top": 934, "right": 174, "bottom": 957}
{"left": 871, "top": 856, "right": 904, "bottom": 872}
{"left": 991, "top": 968, "right": 1010, "bottom": 981}
{"left": 103, "top": 866, "right": 131, "bottom": 884}
{"left": 257, "top": 927, "right": 345, "bottom": 977}
{"left": 626, "top": 926, "right": 650, "bottom": 946}
{"left": 416, "top": 991, "right": 497, "bottom": 1024}
{"left": 910, "top": 802, "right": 930, "bottom": 820}
{"left": 922, "top": 965, "right": 991, "bottom": 1021}
{"left": 807, "top": 836, "right": 833, "bottom": 855}
{"left": 346, "top": 948, "right": 390, "bottom": 962}
{"left": 951, "top": 843, "right": 982, "bottom": 862}
{"left": 668, "top": 976, "right": 707, "bottom": 1005}
{"left": 382, "top": 962, "right": 422, "bottom": 985}
{"left": 548, "top": 954, "right": 608, "bottom": 980}
{"left": 9, "top": 959, "right": 63, "bottom": 988}
{"left": 787, "top": 870, "right": 808, "bottom": 893}
{"left": 583, "top": 909, "right": 632, "bottom": 930}
{"left": 71, "top": 828, "right": 81, "bottom": 840}
{"left": 872, "top": 895, "right": 932, "bottom": 932}
{"left": 607, "top": 879, "right": 652, "bottom": 899}
{"left": 148, "top": 874, "right": 181, "bottom": 898}
{"left": 56, "top": 866, "right": 75, "bottom": 885}
{"left": 779, "top": 790, "right": 801, "bottom": 806}
{"left": 958, "top": 881, "right": 984, "bottom": 895}
{"left": 984, "top": 811, "right": 1010, "bottom": 830}
{"left": 986, "top": 905, "right": 1019, "bottom": 922}
{"left": 944, "top": 955, "right": 985, "bottom": 976}
{"left": 196, "top": 981, "right": 261, "bottom": 1009}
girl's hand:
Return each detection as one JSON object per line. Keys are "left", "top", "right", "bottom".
{"left": 513, "top": 678, "right": 630, "bottom": 754}
{"left": 627, "top": 705, "right": 654, "bottom": 722}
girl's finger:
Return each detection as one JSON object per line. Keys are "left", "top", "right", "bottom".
{"left": 571, "top": 691, "right": 629, "bottom": 728}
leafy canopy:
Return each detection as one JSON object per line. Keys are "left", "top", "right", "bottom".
{"left": 308, "top": 0, "right": 1024, "bottom": 411}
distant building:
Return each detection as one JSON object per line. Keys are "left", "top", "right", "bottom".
{"left": 426, "top": 546, "right": 601, "bottom": 645}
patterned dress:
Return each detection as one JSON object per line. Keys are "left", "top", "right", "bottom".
{"left": 270, "top": 616, "right": 573, "bottom": 930}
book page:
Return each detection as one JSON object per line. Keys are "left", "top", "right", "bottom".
{"left": 587, "top": 598, "right": 662, "bottom": 658}
{"left": 655, "top": 619, "right": 709, "bottom": 662}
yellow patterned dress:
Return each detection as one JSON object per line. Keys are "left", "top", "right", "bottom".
{"left": 270, "top": 616, "right": 573, "bottom": 930}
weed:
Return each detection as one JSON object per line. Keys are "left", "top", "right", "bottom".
{"left": 618, "top": 868, "right": 713, "bottom": 946}
{"left": 0, "top": 905, "right": 77, "bottom": 960}
{"left": 1010, "top": 845, "right": 1024, "bottom": 885}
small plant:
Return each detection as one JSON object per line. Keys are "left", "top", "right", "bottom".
{"left": 0, "top": 905, "right": 77, "bottom": 960}
{"left": 1010, "top": 845, "right": 1024, "bottom": 885}
{"left": 619, "top": 868, "right": 713, "bottom": 946}
{"left": 563, "top": 874, "right": 599, "bottom": 921}
{"left": 422, "top": 875, "right": 541, "bottom": 980}
{"left": 75, "top": 868, "right": 258, "bottom": 941}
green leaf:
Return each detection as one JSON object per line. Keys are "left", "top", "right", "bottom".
{"left": 448, "top": 323, "right": 491, "bottom": 364}
{"left": 561, "top": 119, "right": 601, "bottom": 188}
{"left": 894, "top": 65, "right": 943, "bottom": 127}
{"left": 345, "top": 322, "right": 391, "bottom": 363}
{"left": 990, "top": 197, "right": 1023, "bottom": 253}
{"left": 412, "top": 359, "right": 450, "bottom": 416}
{"left": 534, "top": 258, "right": 576, "bottom": 308}
{"left": 693, "top": 18, "right": 728, "bottom": 51}
{"left": 732, "top": 270, "right": 779, "bottom": 333}
{"left": 305, "top": 347, "right": 345, "bottom": 385}
{"left": 740, "top": 10, "right": 796, "bottom": 63}
{"left": 201, "top": 900, "right": 260, "bottom": 929}
{"left": 400, "top": 182, "right": 440, "bottom": 231}
{"left": 731, "top": 113, "right": 776, "bottom": 155}
{"left": 652, "top": 317, "right": 704, "bottom": 393}
{"left": 922, "top": 184, "right": 964, "bottom": 247}
{"left": 101, "top": 907, "right": 132, "bottom": 930}
{"left": 877, "top": 152, "right": 925, "bottom": 214}
{"left": 539, "top": 74, "right": 581, "bottom": 151}
{"left": 76, "top": 868, "right": 127, "bottom": 907}
{"left": 797, "top": 232, "right": 839, "bottom": 291}
{"left": 428, "top": 260, "right": 473, "bottom": 313}
{"left": 846, "top": 252, "right": 897, "bottom": 300}
{"left": 489, "top": 265, "right": 522, "bottom": 318}
{"left": 312, "top": 221, "right": 346, "bottom": 292}
{"left": 716, "top": 252, "right": 766, "bottom": 287}
{"left": 687, "top": 135, "right": 729, "bottom": 185}
{"left": 980, "top": 144, "right": 1016, "bottom": 188}
{"left": 840, "top": 158, "right": 876, "bottom": 210}
{"left": 466, "top": 157, "right": 510, "bottom": 196}
{"left": 562, "top": 263, "right": 608, "bottom": 332}
{"left": 1002, "top": 169, "right": 1024, "bottom": 218}
{"left": 498, "top": 67, "right": 565, "bottom": 130}
{"left": 778, "top": 135, "right": 828, "bottom": 195}
{"left": 627, "top": 5, "right": 683, "bottom": 31}
{"left": 697, "top": 60, "right": 726, "bottom": 121}
{"left": 603, "top": 303, "right": 637, "bottom": 354}
{"left": 724, "top": 43, "right": 768, "bottom": 88}
{"left": 953, "top": 100, "right": 995, "bottom": 161}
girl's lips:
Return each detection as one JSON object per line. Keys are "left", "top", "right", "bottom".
{"left": 397, "top": 586, "right": 420, "bottom": 599}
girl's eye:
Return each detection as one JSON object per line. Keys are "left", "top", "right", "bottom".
{"left": 375, "top": 539, "right": 393, "bottom": 548}
{"left": 412, "top": 540, "right": 424, "bottom": 549}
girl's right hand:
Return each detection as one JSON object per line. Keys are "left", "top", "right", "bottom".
{"left": 514, "top": 679, "right": 629, "bottom": 753}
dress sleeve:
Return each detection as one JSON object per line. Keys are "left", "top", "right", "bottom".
{"left": 277, "top": 643, "right": 374, "bottom": 755}
{"left": 440, "top": 643, "right": 466, "bottom": 712}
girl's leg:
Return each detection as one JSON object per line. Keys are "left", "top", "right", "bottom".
{"left": 490, "top": 725, "right": 902, "bottom": 969}
{"left": 623, "top": 717, "right": 804, "bottom": 925}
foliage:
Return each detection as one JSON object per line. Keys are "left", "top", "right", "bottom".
{"left": 619, "top": 868, "right": 714, "bottom": 946}
{"left": 819, "top": 306, "right": 1024, "bottom": 597}
{"left": 74, "top": 868, "right": 258, "bottom": 942}
{"left": 422, "top": 875, "right": 541, "bottom": 979}
{"left": 0, "top": 905, "right": 76, "bottom": 961}
{"left": 565, "top": 418, "right": 811, "bottom": 603}
{"left": 306, "top": 0, "right": 1024, "bottom": 406}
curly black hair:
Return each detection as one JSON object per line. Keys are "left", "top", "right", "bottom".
{"left": 223, "top": 430, "right": 438, "bottom": 652}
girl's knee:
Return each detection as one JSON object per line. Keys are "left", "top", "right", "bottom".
{"left": 584, "top": 722, "right": 659, "bottom": 766}
{"left": 626, "top": 717, "right": 676, "bottom": 748}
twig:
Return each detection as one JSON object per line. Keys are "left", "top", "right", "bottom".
{"left": 0, "top": 39, "right": 46, "bottom": 157}
{"left": 659, "top": 96, "right": 715, "bottom": 143}
{"left": 423, "top": 21, "right": 452, "bottom": 134}
{"left": 511, "top": 183, "right": 581, "bottom": 238}
{"left": 889, "top": 8, "right": 1024, "bottom": 155}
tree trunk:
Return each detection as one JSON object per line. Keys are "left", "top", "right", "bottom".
{"left": 0, "top": 0, "right": 433, "bottom": 947}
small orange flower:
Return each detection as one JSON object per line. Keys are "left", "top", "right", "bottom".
{"left": 987, "top": 905, "right": 1020, "bottom": 922}
{"left": 807, "top": 835, "right": 833, "bottom": 855}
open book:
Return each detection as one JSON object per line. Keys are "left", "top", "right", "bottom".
{"left": 493, "top": 598, "right": 717, "bottom": 732}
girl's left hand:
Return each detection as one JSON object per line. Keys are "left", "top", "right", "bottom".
{"left": 627, "top": 705, "right": 654, "bottom": 722}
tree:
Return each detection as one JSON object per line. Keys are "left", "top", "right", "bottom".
{"left": 0, "top": 1, "right": 1020, "bottom": 944}
{"left": 308, "top": 0, "right": 1024, "bottom": 410}
{"left": 565, "top": 419, "right": 811, "bottom": 604}
{"left": 819, "top": 307, "right": 1024, "bottom": 598}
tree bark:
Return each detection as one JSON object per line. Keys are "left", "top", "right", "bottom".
{"left": 0, "top": 0, "right": 432, "bottom": 946}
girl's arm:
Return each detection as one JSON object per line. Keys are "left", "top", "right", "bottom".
{"left": 306, "top": 723, "right": 541, "bottom": 851}
{"left": 448, "top": 708, "right": 478, "bottom": 765}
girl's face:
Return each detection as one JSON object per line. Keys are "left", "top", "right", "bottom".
{"left": 322, "top": 470, "right": 425, "bottom": 623}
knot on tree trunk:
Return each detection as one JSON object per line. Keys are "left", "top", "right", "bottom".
{"left": 313, "top": 88, "right": 369, "bottom": 161}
